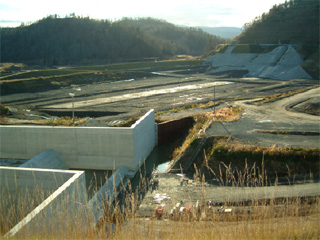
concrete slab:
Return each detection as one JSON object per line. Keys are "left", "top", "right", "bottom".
{"left": 20, "top": 150, "right": 69, "bottom": 170}
{"left": 1, "top": 166, "right": 87, "bottom": 238}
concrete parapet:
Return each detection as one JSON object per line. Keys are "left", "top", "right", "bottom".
{"left": 20, "top": 149, "right": 69, "bottom": 170}
{"left": 132, "top": 109, "right": 157, "bottom": 170}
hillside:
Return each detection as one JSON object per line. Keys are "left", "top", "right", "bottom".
{"left": 0, "top": 17, "right": 225, "bottom": 65}
{"left": 204, "top": 0, "right": 319, "bottom": 79}
{"left": 235, "top": 0, "right": 319, "bottom": 44}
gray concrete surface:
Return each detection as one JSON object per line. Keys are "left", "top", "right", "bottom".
{"left": 1, "top": 167, "right": 87, "bottom": 238}
{"left": 20, "top": 150, "right": 69, "bottom": 169}
{"left": 0, "top": 110, "right": 157, "bottom": 171}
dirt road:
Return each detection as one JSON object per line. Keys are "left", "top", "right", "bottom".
{"left": 207, "top": 87, "right": 319, "bottom": 148}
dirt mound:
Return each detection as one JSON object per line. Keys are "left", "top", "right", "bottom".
{"left": 204, "top": 45, "right": 313, "bottom": 80}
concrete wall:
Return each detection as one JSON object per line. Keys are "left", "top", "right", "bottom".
{"left": 132, "top": 109, "right": 157, "bottom": 170}
{"left": 1, "top": 167, "right": 87, "bottom": 238}
{"left": 0, "top": 110, "right": 157, "bottom": 171}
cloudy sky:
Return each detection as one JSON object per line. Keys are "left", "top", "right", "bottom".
{"left": 0, "top": 0, "right": 287, "bottom": 28}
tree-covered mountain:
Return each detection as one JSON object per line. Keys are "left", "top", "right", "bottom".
{"left": 0, "top": 16, "right": 225, "bottom": 65}
{"left": 235, "top": 0, "right": 319, "bottom": 44}
{"left": 119, "top": 18, "right": 225, "bottom": 56}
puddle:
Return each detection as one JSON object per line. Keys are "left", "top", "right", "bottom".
{"left": 151, "top": 72, "right": 166, "bottom": 76}
{"left": 258, "top": 120, "right": 272, "bottom": 123}
{"left": 157, "top": 161, "right": 171, "bottom": 173}
{"left": 114, "top": 78, "right": 134, "bottom": 83}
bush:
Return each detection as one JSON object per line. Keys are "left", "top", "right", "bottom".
{"left": 0, "top": 105, "right": 10, "bottom": 116}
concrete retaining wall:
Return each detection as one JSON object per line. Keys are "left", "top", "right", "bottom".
{"left": 0, "top": 110, "right": 156, "bottom": 171}
{"left": 1, "top": 167, "right": 87, "bottom": 238}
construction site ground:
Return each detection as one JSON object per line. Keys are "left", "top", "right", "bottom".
{"left": 136, "top": 173, "right": 320, "bottom": 218}
{"left": 2, "top": 69, "right": 319, "bottom": 157}
{"left": 2, "top": 68, "right": 319, "bottom": 226}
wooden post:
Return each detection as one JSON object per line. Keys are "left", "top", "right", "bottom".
{"left": 214, "top": 85, "right": 216, "bottom": 116}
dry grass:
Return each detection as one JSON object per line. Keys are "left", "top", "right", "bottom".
{"left": 0, "top": 116, "right": 46, "bottom": 125}
{"left": 0, "top": 116, "right": 88, "bottom": 126}
{"left": 195, "top": 136, "right": 320, "bottom": 186}
{"left": 45, "top": 116, "right": 88, "bottom": 126}
{"left": 252, "top": 86, "right": 317, "bottom": 104}
{"left": 0, "top": 63, "right": 26, "bottom": 72}
{"left": 120, "top": 214, "right": 320, "bottom": 239}
{"left": 255, "top": 129, "right": 319, "bottom": 136}
{"left": 171, "top": 113, "right": 209, "bottom": 159}
{"left": 1, "top": 175, "right": 90, "bottom": 238}
{"left": 302, "top": 103, "right": 320, "bottom": 115}
{"left": 1, "top": 164, "right": 319, "bottom": 239}
{"left": 206, "top": 106, "right": 242, "bottom": 122}
{"left": 171, "top": 107, "right": 242, "bottom": 160}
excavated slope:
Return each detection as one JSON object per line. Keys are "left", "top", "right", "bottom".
{"left": 203, "top": 45, "right": 312, "bottom": 80}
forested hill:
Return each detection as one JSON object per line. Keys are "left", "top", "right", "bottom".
{"left": 1, "top": 17, "right": 225, "bottom": 65}
{"left": 235, "top": 0, "right": 319, "bottom": 44}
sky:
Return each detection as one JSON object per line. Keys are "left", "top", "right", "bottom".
{"left": 0, "top": 0, "right": 287, "bottom": 28}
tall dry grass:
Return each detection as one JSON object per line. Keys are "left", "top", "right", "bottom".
{"left": 198, "top": 137, "right": 320, "bottom": 186}
{"left": 1, "top": 161, "right": 319, "bottom": 239}
{"left": 112, "top": 167, "right": 320, "bottom": 240}
{"left": 0, "top": 170, "right": 90, "bottom": 238}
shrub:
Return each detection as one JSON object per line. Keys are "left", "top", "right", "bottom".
{"left": 0, "top": 105, "right": 10, "bottom": 116}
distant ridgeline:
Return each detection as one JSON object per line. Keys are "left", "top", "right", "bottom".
{"left": 0, "top": 17, "right": 225, "bottom": 65}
